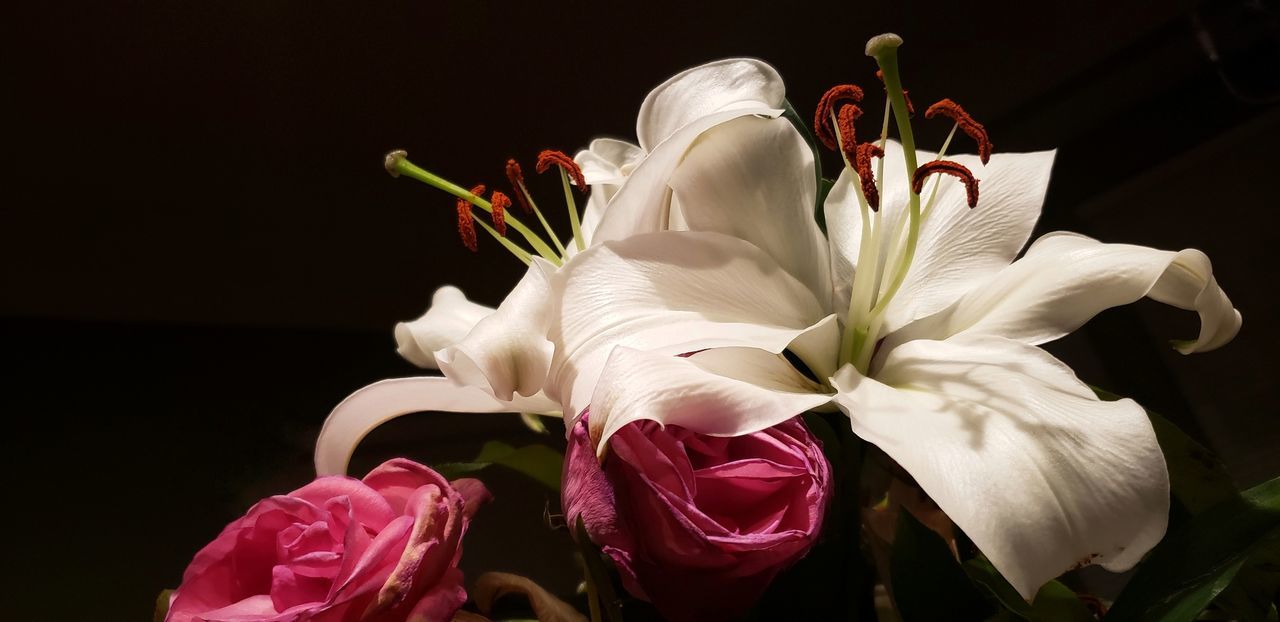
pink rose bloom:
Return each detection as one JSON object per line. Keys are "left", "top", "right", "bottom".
{"left": 167, "top": 458, "right": 490, "bottom": 622}
{"left": 563, "top": 414, "right": 832, "bottom": 622}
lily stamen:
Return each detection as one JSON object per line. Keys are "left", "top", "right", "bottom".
{"left": 504, "top": 160, "right": 534, "bottom": 214}
{"left": 836, "top": 104, "right": 863, "bottom": 168}
{"left": 489, "top": 190, "right": 511, "bottom": 236}
{"left": 537, "top": 150, "right": 589, "bottom": 252}
{"left": 382, "top": 150, "right": 560, "bottom": 265}
{"left": 506, "top": 159, "right": 567, "bottom": 256}
{"left": 814, "top": 84, "right": 864, "bottom": 151}
{"left": 854, "top": 142, "right": 885, "bottom": 210}
{"left": 456, "top": 185, "right": 484, "bottom": 252}
{"left": 925, "top": 99, "right": 992, "bottom": 164}
{"left": 912, "top": 160, "right": 980, "bottom": 208}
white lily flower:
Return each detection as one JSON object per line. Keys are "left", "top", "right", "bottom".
{"left": 316, "top": 58, "right": 788, "bottom": 475}
{"left": 544, "top": 36, "right": 1240, "bottom": 600}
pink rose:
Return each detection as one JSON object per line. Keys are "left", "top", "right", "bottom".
{"left": 563, "top": 415, "right": 832, "bottom": 622}
{"left": 167, "top": 458, "right": 490, "bottom": 622}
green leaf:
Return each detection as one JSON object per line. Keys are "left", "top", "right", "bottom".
{"left": 890, "top": 509, "right": 995, "bottom": 621}
{"left": 154, "top": 589, "right": 174, "bottom": 622}
{"left": 963, "top": 557, "right": 1093, "bottom": 622}
{"left": 782, "top": 99, "right": 828, "bottom": 233}
{"left": 1213, "top": 533, "right": 1280, "bottom": 622}
{"left": 1092, "top": 387, "right": 1236, "bottom": 515}
{"left": 435, "top": 442, "right": 564, "bottom": 491}
{"left": 1107, "top": 475, "right": 1280, "bottom": 621}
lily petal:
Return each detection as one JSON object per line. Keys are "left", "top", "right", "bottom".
{"left": 548, "top": 230, "right": 832, "bottom": 421}
{"left": 888, "top": 232, "right": 1241, "bottom": 354}
{"left": 576, "top": 138, "right": 646, "bottom": 245}
{"left": 393, "top": 286, "right": 494, "bottom": 369}
{"left": 668, "top": 115, "right": 833, "bottom": 305}
{"left": 576, "top": 138, "right": 645, "bottom": 187}
{"left": 636, "top": 58, "right": 784, "bottom": 152}
{"left": 435, "top": 258, "right": 558, "bottom": 401}
{"left": 830, "top": 335, "right": 1169, "bottom": 599}
{"left": 589, "top": 104, "right": 784, "bottom": 247}
{"left": 314, "top": 377, "right": 555, "bottom": 476}
{"left": 825, "top": 142, "right": 1056, "bottom": 332}
{"left": 589, "top": 346, "right": 831, "bottom": 454}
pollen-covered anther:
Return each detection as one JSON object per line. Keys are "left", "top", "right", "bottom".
{"left": 925, "top": 98, "right": 993, "bottom": 164}
{"left": 836, "top": 104, "right": 862, "bottom": 163}
{"left": 912, "top": 161, "right": 979, "bottom": 208}
{"left": 536, "top": 150, "right": 587, "bottom": 192}
{"left": 854, "top": 142, "right": 884, "bottom": 210}
{"left": 875, "top": 70, "right": 915, "bottom": 115}
{"left": 455, "top": 183, "right": 485, "bottom": 252}
{"left": 814, "top": 84, "right": 865, "bottom": 150}
{"left": 489, "top": 190, "right": 511, "bottom": 236}
{"left": 504, "top": 159, "right": 534, "bottom": 213}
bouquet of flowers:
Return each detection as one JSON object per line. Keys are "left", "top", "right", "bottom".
{"left": 159, "top": 33, "right": 1278, "bottom": 622}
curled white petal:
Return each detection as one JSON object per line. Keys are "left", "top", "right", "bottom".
{"left": 831, "top": 335, "right": 1169, "bottom": 599}
{"left": 889, "top": 231, "right": 1241, "bottom": 354}
{"left": 636, "top": 58, "right": 785, "bottom": 151}
{"left": 436, "top": 258, "right": 558, "bottom": 401}
{"left": 590, "top": 109, "right": 784, "bottom": 246}
{"left": 393, "top": 286, "right": 494, "bottom": 369}
{"left": 589, "top": 346, "right": 831, "bottom": 455}
{"left": 575, "top": 138, "right": 645, "bottom": 246}
{"left": 668, "top": 115, "right": 832, "bottom": 305}
{"left": 314, "top": 376, "right": 554, "bottom": 476}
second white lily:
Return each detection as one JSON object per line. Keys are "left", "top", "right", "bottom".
{"left": 545, "top": 36, "right": 1241, "bottom": 599}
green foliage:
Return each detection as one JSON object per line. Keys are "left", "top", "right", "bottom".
{"left": 1213, "top": 532, "right": 1280, "bottom": 621}
{"left": 435, "top": 441, "right": 563, "bottom": 491}
{"left": 781, "top": 99, "right": 829, "bottom": 233}
{"left": 1106, "top": 475, "right": 1280, "bottom": 621}
{"left": 890, "top": 510, "right": 995, "bottom": 621}
{"left": 1094, "top": 388, "right": 1280, "bottom": 621}
{"left": 962, "top": 557, "right": 1093, "bottom": 622}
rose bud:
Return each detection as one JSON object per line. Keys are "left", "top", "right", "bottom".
{"left": 563, "top": 414, "right": 832, "bottom": 622}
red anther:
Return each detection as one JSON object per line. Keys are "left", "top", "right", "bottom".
{"left": 455, "top": 183, "right": 485, "bottom": 252}
{"left": 489, "top": 190, "right": 511, "bottom": 236}
{"left": 854, "top": 142, "right": 885, "bottom": 210}
{"left": 536, "top": 150, "right": 587, "bottom": 192}
{"left": 504, "top": 159, "right": 534, "bottom": 214}
{"left": 836, "top": 104, "right": 862, "bottom": 163}
{"left": 875, "top": 70, "right": 916, "bottom": 115}
{"left": 925, "top": 98, "right": 993, "bottom": 164}
{"left": 814, "top": 84, "right": 864, "bottom": 150}
{"left": 912, "top": 160, "right": 980, "bottom": 207}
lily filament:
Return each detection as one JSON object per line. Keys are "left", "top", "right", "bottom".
{"left": 383, "top": 148, "right": 591, "bottom": 267}
{"left": 826, "top": 33, "right": 988, "bottom": 373}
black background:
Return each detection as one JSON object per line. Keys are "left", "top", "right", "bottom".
{"left": 4, "top": 0, "right": 1279, "bottom": 618}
